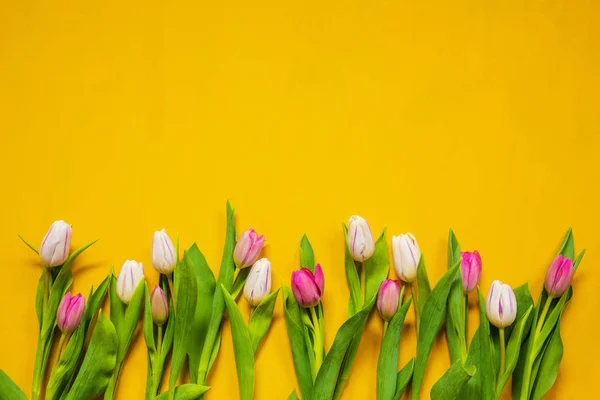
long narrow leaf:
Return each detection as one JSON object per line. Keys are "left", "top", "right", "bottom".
{"left": 248, "top": 289, "right": 280, "bottom": 354}
{"left": 430, "top": 360, "right": 475, "bottom": 400}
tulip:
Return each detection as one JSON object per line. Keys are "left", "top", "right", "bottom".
{"left": 233, "top": 229, "right": 265, "bottom": 269}
{"left": 291, "top": 264, "right": 324, "bottom": 308}
{"left": 243, "top": 258, "right": 272, "bottom": 306}
{"left": 57, "top": 292, "right": 85, "bottom": 334}
{"left": 152, "top": 229, "right": 177, "bottom": 274}
{"left": 544, "top": 255, "right": 574, "bottom": 297}
{"left": 40, "top": 220, "right": 72, "bottom": 267}
{"left": 117, "top": 260, "right": 145, "bottom": 304}
{"left": 392, "top": 233, "right": 421, "bottom": 283}
{"left": 347, "top": 216, "right": 375, "bottom": 262}
{"left": 377, "top": 280, "right": 400, "bottom": 321}
{"left": 485, "top": 280, "right": 517, "bottom": 328}
{"left": 151, "top": 286, "right": 169, "bottom": 325}
{"left": 460, "top": 251, "right": 482, "bottom": 293}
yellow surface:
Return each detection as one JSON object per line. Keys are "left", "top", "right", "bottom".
{"left": 1, "top": 0, "right": 599, "bottom": 399}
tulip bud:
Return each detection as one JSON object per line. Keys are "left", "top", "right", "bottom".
{"left": 151, "top": 286, "right": 169, "bottom": 325}
{"left": 460, "top": 251, "right": 482, "bottom": 293}
{"left": 152, "top": 229, "right": 177, "bottom": 274}
{"left": 392, "top": 233, "right": 421, "bottom": 283}
{"left": 544, "top": 255, "right": 574, "bottom": 297}
{"left": 57, "top": 292, "right": 85, "bottom": 334}
{"left": 347, "top": 216, "right": 375, "bottom": 262}
{"left": 291, "top": 264, "right": 325, "bottom": 308}
{"left": 117, "top": 260, "right": 145, "bottom": 304}
{"left": 233, "top": 229, "right": 265, "bottom": 269}
{"left": 377, "top": 280, "right": 400, "bottom": 321}
{"left": 485, "top": 280, "right": 517, "bottom": 328}
{"left": 244, "top": 258, "right": 272, "bottom": 306}
{"left": 40, "top": 220, "right": 72, "bottom": 267}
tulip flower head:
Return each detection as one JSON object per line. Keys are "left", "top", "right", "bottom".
{"left": 291, "top": 264, "right": 325, "bottom": 308}
{"left": 117, "top": 260, "right": 145, "bottom": 304}
{"left": 40, "top": 220, "right": 72, "bottom": 267}
{"left": 152, "top": 229, "right": 176, "bottom": 274}
{"left": 377, "top": 280, "right": 400, "bottom": 321}
{"left": 233, "top": 229, "right": 265, "bottom": 269}
{"left": 151, "top": 286, "right": 169, "bottom": 326}
{"left": 460, "top": 251, "right": 482, "bottom": 293}
{"left": 392, "top": 233, "right": 421, "bottom": 283}
{"left": 244, "top": 258, "right": 272, "bottom": 306}
{"left": 57, "top": 292, "right": 85, "bottom": 334}
{"left": 347, "top": 216, "right": 375, "bottom": 262}
{"left": 486, "top": 280, "right": 517, "bottom": 328}
{"left": 544, "top": 255, "right": 574, "bottom": 297}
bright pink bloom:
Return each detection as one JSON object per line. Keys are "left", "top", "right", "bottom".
{"left": 544, "top": 255, "right": 574, "bottom": 297}
{"left": 292, "top": 264, "right": 325, "bottom": 308}
{"left": 233, "top": 229, "right": 265, "bottom": 269}
{"left": 57, "top": 292, "right": 85, "bottom": 333}
{"left": 377, "top": 280, "right": 400, "bottom": 321}
{"left": 460, "top": 251, "right": 482, "bottom": 293}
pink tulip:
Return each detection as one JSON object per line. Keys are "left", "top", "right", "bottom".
{"left": 377, "top": 280, "right": 400, "bottom": 321}
{"left": 544, "top": 255, "right": 574, "bottom": 297}
{"left": 291, "top": 264, "right": 325, "bottom": 308}
{"left": 460, "top": 251, "right": 482, "bottom": 293}
{"left": 57, "top": 292, "right": 85, "bottom": 334}
{"left": 233, "top": 229, "right": 265, "bottom": 269}
{"left": 151, "top": 286, "right": 169, "bottom": 325}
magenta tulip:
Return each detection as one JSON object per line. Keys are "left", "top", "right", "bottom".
{"left": 291, "top": 264, "right": 324, "bottom": 308}
{"left": 57, "top": 292, "right": 85, "bottom": 334}
{"left": 233, "top": 229, "right": 265, "bottom": 269}
{"left": 544, "top": 255, "right": 574, "bottom": 297}
{"left": 460, "top": 251, "right": 482, "bottom": 293}
{"left": 377, "top": 280, "right": 400, "bottom": 321}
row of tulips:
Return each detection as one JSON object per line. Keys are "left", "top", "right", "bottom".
{"left": 0, "top": 203, "right": 584, "bottom": 400}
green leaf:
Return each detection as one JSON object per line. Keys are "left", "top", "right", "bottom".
{"left": 410, "top": 263, "right": 460, "bottom": 400}
{"left": 300, "top": 234, "right": 316, "bottom": 272}
{"left": 283, "top": 285, "right": 313, "bottom": 400}
{"left": 186, "top": 243, "right": 216, "bottom": 383}
{"left": 532, "top": 294, "right": 568, "bottom": 359}
{"left": 363, "top": 229, "right": 389, "bottom": 303}
{"left": 446, "top": 230, "right": 464, "bottom": 365}
{"left": 507, "top": 283, "right": 534, "bottom": 340}
{"left": 377, "top": 297, "right": 411, "bottom": 400}
{"left": 143, "top": 283, "right": 156, "bottom": 354}
{"left": 221, "top": 286, "right": 255, "bottom": 400}
{"left": 312, "top": 298, "right": 375, "bottom": 400}
{"left": 154, "top": 384, "right": 211, "bottom": 400}
{"left": 495, "top": 306, "right": 532, "bottom": 398}
{"left": 572, "top": 249, "right": 585, "bottom": 272}
{"left": 197, "top": 201, "right": 236, "bottom": 385}
{"left": 530, "top": 319, "right": 564, "bottom": 400}
{"left": 35, "top": 271, "right": 45, "bottom": 330}
{"left": 84, "top": 276, "right": 110, "bottom": 333}
{"left": 458, "top": 328, "right": 482, "bottom": 400}
{"left": 416, "top": 255, "right": 431, "bottom": 315}
{"left": 556, "top": 228, "right": 574, "bottom": 259}
{"left": 431, "top": 360, "right": 476, "bottom": 400}
{"left": 393, "top": 358, "right": 415, "bottom": 400}
{"left": 119, "top": 281, "right": 145, "bottom": 361}
{"left": 342, "top": 224, "right": 361, "bottom": 317}
{"left": 248, "top": 289, "right": 280, "bottom": 354}
{"left": 64, "top": 313, "right": 118, "bottom": 400}
{"left": 109, "top": 272, "right": 125, "bottom": 338}
{"left": 0, "top": 369, "right": 27, "bottom": 400}
{"left": 477, "top": 289, "right": 495, "bottom": 400}
{"left": 160, "top": 300, "right": 176, "bottom": 367}
{"left": 46, "top": 326, "right": 85, "bottom": 400}
{"left": 169, "top": 253, "right": 199, "bottom": 397}
{"left": 231, "top": 268, "right": 251, "bottom": 300}
{"left": 287, "top": 390, "right": 300, "bottom": 400}
{"left": 18, "top": 234, "right": 39, "bottom": 254}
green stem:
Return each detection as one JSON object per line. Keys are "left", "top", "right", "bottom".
{"left": 104, "top": 361, "right": 124, "bottom": 400}
{"left": 411, "top": 281, "right": 420, "bottom": 337}
{"left": 310, "top": 306, "right": 323, "bottom": 375}
{"left": 464, "top": 294, "right": 469, "bottom": 349}
{"left": 150, "top": 325, "right": 164, "bottom": 397}
{"left": 499, "top": 328, "right": 506, "bottom": 376}
{"left": 42, "top": 267, "right": 49, "bottom": 311}
{"left": 167, "top": 274, "right": 176, "bottom": 314}
{"left": 519, "top": 296, "right": 553, "bottom": 400}
{"left": 359, "top": 261, "right": 365, "bottom": 306}
{"left": 382, "top": 321, "right": 389, "bottom": 338}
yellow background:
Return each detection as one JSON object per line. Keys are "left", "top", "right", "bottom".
{"left": 1, "top": 0, "right": 599, "bottom": 398}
